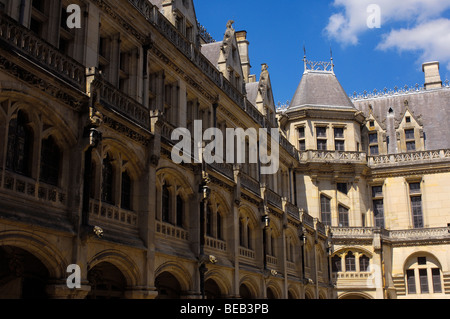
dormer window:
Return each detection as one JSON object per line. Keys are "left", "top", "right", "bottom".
{"left": 369, "top": 132, "right": 379, "bottom": 155}
{"left": 405, "top": 129, "right": 416, "bottom": 152}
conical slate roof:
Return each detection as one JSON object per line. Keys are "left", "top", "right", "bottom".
{"left": 289, "top": 70, "right": 355, "bottom": 110}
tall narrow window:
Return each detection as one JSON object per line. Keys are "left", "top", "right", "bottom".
{"left": 405, "top": 129, "right": 416, "bottom": 152}
{"left": 359, "top": 255, "right": 370, "bottom": 272}
{"left": 372, "top": 186, "right": 385, "bottom": 228}
{"left": 316, "top": 127, "right": 327, "bottom": 151}
{"left": 345, "top": 252, "right": 356, "bottom": 272}
{"left": 247, "top": 225, "right": 252, "bottom": 250}
{"left": 320, "top": 195, "right": 332, "bottom": 226}
{"left": 101, "top": 154, "right": 114, "bottom": 204}
{"left": 332, "top": 255, "right": 341, "bottom": 272}
{"left": 40, "top": 136, "right": 61, "bottom": 186}
{"left": 216, "top": 212, "right": 223, "bottom": 240}
{"left": 297, "top": 126, "right": 306, "bottom": 151}
{"left": 6, "top": 111, "right": 33, "bottom": 177}
{"left": 369, "top": 132, "right": 379, "bottom": 155}
{"left": 121, "top": 171, "right": 132, "bottom": 210}
{"left": 176, "top": 195, "right": 184, "bottom": 228}
{"left": 162, "top": 184, "right": 170, "bottom": 223}
{"left": 206, "top": 206, "right": 213, "bottom": 237}
{"left": 334, "top": 127, "right": 345, "bottom": 151}
{"left": 407, "top": 269, "right": 416, "bottom": 294}
{"left": 419, "top": 269, "right": 429, "bottom": 294}
{"left": 239, "top": 219, "right": 245, "bottom": 247}
{"left": 432, "top": 269, "right": 442, "bottom": 293}
{"left": 409, "top": 182, "right": 424, "bottom": 228}
{"left": 338, "top": 205, "right": 349, "bottom": 227}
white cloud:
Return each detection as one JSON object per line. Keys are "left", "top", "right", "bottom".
{"left": 377, "top": 19, "right": 450, "bottom": 69}
{"left": 324, "top": 0, "right": 450, "bottom": 69}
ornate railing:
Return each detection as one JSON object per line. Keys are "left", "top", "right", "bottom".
{"left": 389, "top": 227, "right": 450, "bottom": 239}
{"left": 239, "top": 247, "right": 255, "bottom": 259}
{"left": 205, "top": 236, "right": 227, "bottom": 252}
{"left": 266, "top": 255, "right": 278, "bottom": 266}
{"left": 300, "top": 151, "right": 367, "bottom": 163}
{"left": 1, "top": 170, "right": 66, "bottom": 206}
{"left": 316, "top": 220, "right": 327, "bottom": 236}
{"left": 300, "top": 210, "right": 315, "bottom": 229}
{"left": 240, "top": 173, "right": 261, "bottom": 196}
{"left": 368, "top": 150, "right": 450, "bottom": 166}
{"left": 331, "top": 227, "right": 376, "bottom": 238}
{"left": 90, "top": 75, "right": 150, "bottom": 130}
{"left": 285, "top": 201, "right": 300, "bottom": 221}
{"left": 156, "top": 221, "right": 189, "bottom": 241}
{"left": 266, "top": 188, "right": 282, "bottom": 209}
{"left": 196, "top": 20, "right": 216, "bottom": 44}
{"left": 332, "top": 227, "right": 450, "bottom": 242}
{"left": 0, "top": 12, "right": 85, "bottom": 89}
{"left": 89, "top": 199, "right": 138, "bottom": 228}
{"left": 350, "top": 82, "right": 450, "bottom": 101}
{"left": 209, "top": 162, "right": 234, "bottom": 180}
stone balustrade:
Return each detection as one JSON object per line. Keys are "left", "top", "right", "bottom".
{"left": 0, "top": 12, "right": 85, "bottom": 90}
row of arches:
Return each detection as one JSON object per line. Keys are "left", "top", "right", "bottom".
{"left": 0, "top": 240, "right": 322, "bottom": 299}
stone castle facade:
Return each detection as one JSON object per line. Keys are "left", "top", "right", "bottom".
{"left": 0, "top": 0, "right": 449, "bottom": 299}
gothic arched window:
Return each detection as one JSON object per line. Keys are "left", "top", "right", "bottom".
{"left": 176, "top": 195, "right": 184, "bottom": 228}
{"left": 345, "top": 252, "right": 356, "bottom": 272}
{"left": 40, "top": 136, "right": 61, "bottom": 186}
{"left": 6, "top": 111, "right": 33, "bottom": 177}
{"left": 121, "top": 170, "right": 132, "bottom": 210}
{"left": 101, "top": 154, "right": 114, "bottom": 204}
{"left": 162, "top": 184, "right": 170, "bottom": 223}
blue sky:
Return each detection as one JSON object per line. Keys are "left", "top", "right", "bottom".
{"left": 194, "top": 0, "right": 450, "bottom": 106}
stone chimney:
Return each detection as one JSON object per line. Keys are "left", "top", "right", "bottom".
{"left": 422, "top": 61, "right": 442, "bottom": 90}
{"left": 236, "top": 30, "right": 251, "bottom": 83}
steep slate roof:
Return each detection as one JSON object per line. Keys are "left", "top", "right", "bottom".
{"left": 245, "top": 81, "right": 259, "bottom": 106}
{"left": 352, "top": 88, "right": 450, "bottom": 151}
{"left": 201, "top": 41, "right": 223, "bottom": 67}
{"left": 288, "top": 71, "right": 356, "bottom": 110}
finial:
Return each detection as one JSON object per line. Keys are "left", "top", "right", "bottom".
{"left": 330, "top": 45, "right": 334, "bottom": 73}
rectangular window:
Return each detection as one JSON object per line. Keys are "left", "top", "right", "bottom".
{"left": 373, "top": 199, "right": 385, "bottom": 228}
{"left": 297, "top": 127, "right": 306, "bottom": 151}
{"left": 407, "top": 269, "right": 416, "bottom": 294}
{"left": 337, "top": 183, "right": 348, "bottom": 195}
{"left": 316, "top": 127, "right": 327, "bottom": 138}
{"left": 405, "top": 129, "right": 415, "bottom": 140}
{"left": 369, "top": 133, "right": 378, "bottom": 144}
{"left": 299, "top": 140, "right": 306, "bottom": 151}
{"left": 406, "top": 141, "right": 416, "bottom": 152}
{"left": 334, "top": 128, "right": 344, "bottom": 138}
{"left": 317, "top": 139, "right": 327, "bottom": 151}
{"left": 372, "top": 186, "right": 383, "bottom": 198}
{"left": 320, "top": 195, "right": 332, "bottom": 226}
{"left": 432, "top": 268, "right": 442, "bottom": 293}
{"left": 338, "top": 205, "right": 349, "bottom": 227}
{"left": 417, "top": 257, "right": 427, "bottom": 265}
{"left": 335, "top": 140, "right": 345, "bottom": 151}
{"left": 370, "top": 145, "right": 379, "bottom": 156}
{"left": 409, "top": 182, "right": 421, "bottom": 194}
{"left": 411, "top": 196, "right": 424, "bottom": 228}
{"left": 298, "top": 127, "right": 305, "bottom": 139}
{"left": 419, "top": 269, "right": 429, "bottom": 294}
